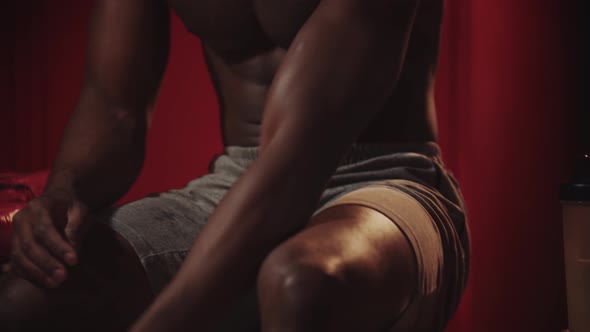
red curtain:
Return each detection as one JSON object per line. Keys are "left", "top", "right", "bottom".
{"left": 1, "top": 1, "right": 581, "bottom": 331}
{"left": 0, "top": 1, "right": 223, "bottom": 202}
{"left": 438, "top": 1, "right": 580, "bottom": 330}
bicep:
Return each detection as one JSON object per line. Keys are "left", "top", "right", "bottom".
{"left": 83, "top": 0, "right": 170, "bottom": 111}
{"left": 260, "top": 0, "right": 418, "bottom": 151}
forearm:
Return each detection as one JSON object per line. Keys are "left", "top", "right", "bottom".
{"left": 133, "top": 1, "right": 418, "bottom": 330}
{"left": 135, "top": 137, "right": 337, "bottom": 330}
{"left": 46, "top": 86, "right": 148, "bottom": 210}
{"left": 44, "top": 0, "right": 170, "bottom": 209}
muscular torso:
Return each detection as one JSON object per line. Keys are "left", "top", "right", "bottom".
{"left": 168, "top": 0, "right": 441, "bottom": 146}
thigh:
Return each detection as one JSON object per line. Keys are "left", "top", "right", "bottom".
{"left": 97, "top": 171, "right": 233, "bottom": 294}
{"left": 257, "top": 202, "right": 418, "bottom": 332}
{"left": 258, "top": 181, "right": 467, "bottom": 332}
{"left": 0, "top": 223, "right": 152, "bottom": 331}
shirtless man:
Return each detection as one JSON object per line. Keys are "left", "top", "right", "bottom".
{"left": 0, "top": 0, "right": 469, "bottom": 331}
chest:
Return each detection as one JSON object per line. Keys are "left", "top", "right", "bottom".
{"left": 167, "top": 0, "right": 320, "bottom": 51}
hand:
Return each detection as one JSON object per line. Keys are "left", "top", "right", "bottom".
{"left": 9, "top": 191, "right": 90, "bottom": 288}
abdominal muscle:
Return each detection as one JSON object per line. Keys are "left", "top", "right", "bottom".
{"left": 202, "top": 44, "right": 438, "bottom": 147}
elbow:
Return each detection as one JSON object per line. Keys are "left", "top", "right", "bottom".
{"left": 259, "top": 126, "right": 274, "bottom": 152}
{"left": 259, "top": 107, "right": 286, "bottom": 152}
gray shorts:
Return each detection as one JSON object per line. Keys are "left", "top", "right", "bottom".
{"left": 99, "top": 142, "right": 469, "bottom": 331}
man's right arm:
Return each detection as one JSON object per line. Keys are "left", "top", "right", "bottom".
{"left": 47, "top": 0, "right": 170, "bottom": 209}
{"left": 9, "top": 0, "right": 169, "bottom": 288}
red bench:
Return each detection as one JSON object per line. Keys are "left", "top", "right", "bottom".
{"left": 0, "top": 170, "right": 49, "bottom": 264}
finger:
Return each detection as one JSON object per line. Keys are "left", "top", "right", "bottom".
{"left": 65, "top": 221, "right": 89, "bottom": 252}
{"left": 19, "top": 225, "right": 68, "bottom": 284}
{"left": 10, "top": 244, "right": 58, "bottom": 288}
{"left": 36, "top": 215, "right": 78, "bottom": 266}
{"left": 64, "top": 203, "right": 89, "bottom": 252}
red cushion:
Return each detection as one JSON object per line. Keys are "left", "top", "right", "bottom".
{"left": 0, "top": 170, "right": 49, "bottom": 263}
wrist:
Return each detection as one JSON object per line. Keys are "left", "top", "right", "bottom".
{"left": 43, "top": 174, "right": 90, "bottom": 211}
{"left": 44, "top": 169, "right": 77, "bottom": 197}
{"left": 44, "top": 169, "right": 96, "bottom": 209}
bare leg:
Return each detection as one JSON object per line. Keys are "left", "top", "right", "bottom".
{"left": 0, "top": 224, "right": 153, "bottom": 331}
{"left": 257, "top": 205, "right": 418, "bottom": 332}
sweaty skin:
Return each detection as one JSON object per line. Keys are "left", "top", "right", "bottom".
{"left": 198, "top": 0, "right": 440, "bottom": 145}
{"left": 7, "top": 0, "right": 443, "bottom": 330}
{"left": 131, "top": 0, "right": 441, "bottom": 330}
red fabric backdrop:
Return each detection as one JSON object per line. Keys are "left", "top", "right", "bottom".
{"left": 1, "top": 1, "right": 583, "bottom": 331}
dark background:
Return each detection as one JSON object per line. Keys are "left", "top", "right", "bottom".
{"left": 1, "top": 1, "right": 588, "bottom": 331}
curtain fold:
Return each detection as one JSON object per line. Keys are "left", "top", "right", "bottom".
{"left": 1, "top": 2, "right": 48, "bottom": 172}
{"left": 439, "top": 0, "right": 577, "bottom": 331}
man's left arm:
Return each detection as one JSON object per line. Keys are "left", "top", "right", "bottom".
{"left": 132, "top": 0, "right": 419, "bottom": 330}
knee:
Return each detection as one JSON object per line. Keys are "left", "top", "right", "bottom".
{"left": 0, "top": 273, "right": 49, "bottom": 330}
{"left": 0, "top": 277, "right": 15, "bottom": 328}
{"left": 257, "top": 248, "right": 345, "bottom": 316}
{"left": 0, "top": 274, "right": 27, "bottom": 324}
